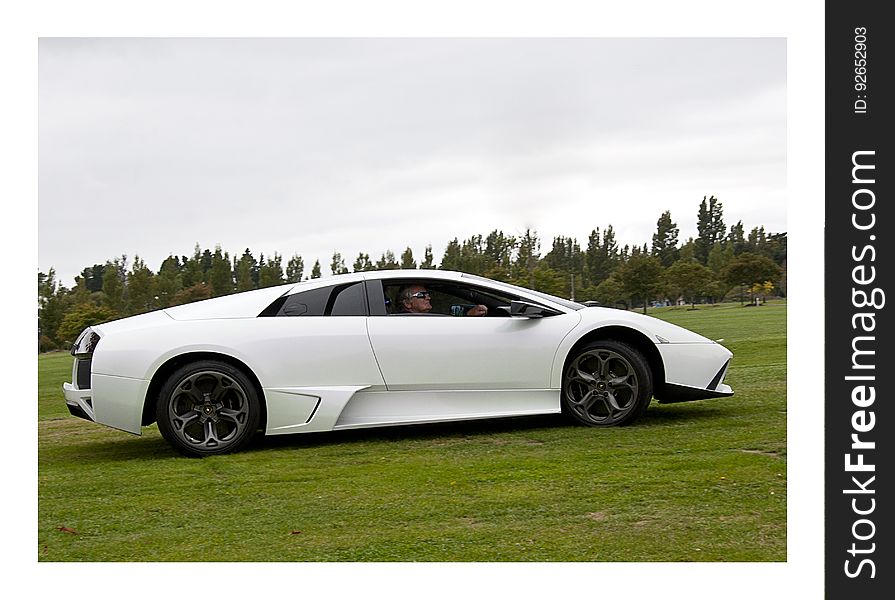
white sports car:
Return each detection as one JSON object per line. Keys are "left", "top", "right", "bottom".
{"left": 64, "top": 270, "right": 733, "bottom": 456}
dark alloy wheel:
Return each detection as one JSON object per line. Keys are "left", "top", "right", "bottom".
{"left": 562, "top": 340, "right": 653, "bottom": 427}
{"left": 156, "top": 360, "right": 261, "bottom": 457}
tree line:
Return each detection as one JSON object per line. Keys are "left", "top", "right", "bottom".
{"left": 38, "top": 195, "right": 785, "bottom": 351}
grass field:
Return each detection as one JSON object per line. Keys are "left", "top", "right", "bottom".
{"left": 38, "top": 301, "right": 786, "bottom": 561}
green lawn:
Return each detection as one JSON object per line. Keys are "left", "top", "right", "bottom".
{"left": 38, "top": 301, "right": 786, "bottom": 561}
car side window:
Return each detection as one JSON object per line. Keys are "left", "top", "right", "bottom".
{"left": 279, "top": 286, "right": 330, "bottom": 316}
{"left": 329, "top": 282, "right": 366, "bottom": 316}
{"left": 382, "top": 281, "right": 516, "bottom": 317}
{"left": 263, "top": 282, "right": 367, "bottom": 317}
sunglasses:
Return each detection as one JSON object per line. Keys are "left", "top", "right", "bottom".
{"left": 408, "top": 291, "right": 431, "bottom": 299}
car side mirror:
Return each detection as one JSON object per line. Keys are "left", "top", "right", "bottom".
{"left": 510, "top": 300, "right": 559, "bottom": 318}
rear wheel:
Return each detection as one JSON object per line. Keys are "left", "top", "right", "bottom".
{"left": 156, "top": 360, "right": 260, "bottom": 457}
{"left": 562, "top": 340, "right": 653, "bottom": 427}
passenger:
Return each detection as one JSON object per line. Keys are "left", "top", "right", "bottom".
{"left": 398, "top": 284, "right": 488, "bottom": 316}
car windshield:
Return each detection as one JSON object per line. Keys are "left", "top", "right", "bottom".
{"left": 460, "top": 274, "right": 586, "bottom": 311}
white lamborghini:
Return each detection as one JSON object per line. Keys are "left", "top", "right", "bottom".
{"left": 64, "top": 270, "right": 733, "bottom": 456}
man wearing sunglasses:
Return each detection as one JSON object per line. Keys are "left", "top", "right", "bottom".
{"left": 398, "top": 284, "right": 488, "bottom": 316}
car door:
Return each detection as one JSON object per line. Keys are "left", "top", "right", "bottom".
{"left": 365, "top": 280, "right": 581, "bottom": 391}
{"left": 250, "top": 279, "right": 386, "bottom": 390}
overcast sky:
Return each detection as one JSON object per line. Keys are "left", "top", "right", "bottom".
{"left": 38, "top": 37, "right": 785, "bottom": 287}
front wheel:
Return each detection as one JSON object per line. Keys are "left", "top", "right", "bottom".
{"left": 562, "top": 340, "right": 653, "bottom": 427}
{"left": 156, "top": 360, "right": 261, "bottom": 457}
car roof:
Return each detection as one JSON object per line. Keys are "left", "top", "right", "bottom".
{"left": 364, "top": 269, "right": 465, "bottom": 282}
{"left": 283, "top": 269, "right": 465, "bottom": 293}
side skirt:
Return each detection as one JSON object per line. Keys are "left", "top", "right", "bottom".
{"left": 333, "top": 389, "right": 561, "bottom": 429}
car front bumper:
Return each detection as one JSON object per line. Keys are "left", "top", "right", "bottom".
{"left": 656, "top": 381, "right": 734, "bottom": 403}
{"left": 654, "top": 343, "right": 735, "bottom": 403}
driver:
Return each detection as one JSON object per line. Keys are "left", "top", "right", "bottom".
{"left": 398, "top": 284, "right": 488, "bottom": 316}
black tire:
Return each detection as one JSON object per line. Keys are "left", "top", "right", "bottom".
{"left": 562, "top": 340, "right": 653, "bottom": 427}
{"left": 156, "top": 360, "right": 261, "bottom": 457}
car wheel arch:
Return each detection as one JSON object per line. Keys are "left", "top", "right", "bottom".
{"left": 142, "top": 351, "right": 267, "bottom": 430}
{"left": 562, "top": 326, "right": 666, "bottom": 395}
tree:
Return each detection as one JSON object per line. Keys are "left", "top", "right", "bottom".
{"left": 583, "top": 228, "right": 602, "bottom": 288}
{"left": 617, "top": 254, "right": 664, "bottom": 313}
{"left": 584, "top": 226, "right": 619, "bottom": 287}
{"left": 259, "top": 253, "right": 285, "bottom": 287}
{"left": 181, "top": 244, "right": 204, "bottom": 288}
{"left": 746, "top": 226, "right": 767, "bottom": 254}
{"left": 512, "top": 229, "right": 540, "bottom": 288}
{"left": 703, "top": 243, "right": 734, "bottom": 303}
{"left": 419, "top": 245, "right": 435, "bottom": 269}
{"left": 531, "top": 263, "right": 566, "bottom": 297}
{"left": 38, "top": 269, "right": 73, "bottom": 349}
{"left": 155, "top": 255, "right": 184, "bottom": 308}
{"left": 458, "top": 235, "right": 487, "bottom": 275}
{"left": 400, "top": 247, "right": 417, "bottom": 269}
{"left": 209, "top": 246, "right": 233, "bottom": 296}
{"left": 728, "top": 221, "right": 746, "bottom": 255}
{"left": 704, "top": 278, "right": 731, "bottom": 305}
{"left": 778, "top": 258, "right": 788, "bottom": 298}
{"left": 38, "top": 270, "right": 55, "bottom": 303}
{"left": 70, "top": 264, "right": 103, "bottom": 308}
{"left": 38, "top": 269, "right": 58, "bottom": 346}
{"left": 352, "top": 252, "right": 373, "bottom": 273}
{"left": 744, "top": 227, "right": 787, "bottom": 265}
{"left": 439, "top": 238, "right": 462, "bottom": 271}
{"left": 543, "top": 236, "right": 583, "bottom": 297}
{"left": 101, "top": 256, "right": 127, "bottom": 314}
{"left": 651, "top": 210, "right": 680, "bottom": 267}
{"left": 234, "top": 249, "right": 257, "bottom": 292}
{"left": 38, "top": 270, "right": 56, "bottom": 307}
{"left": 200, "top": 248, "right": 213, "bottom": 274}
{"left": 251, "top": 253, "right": 263, "bottom": 288}
{"left": 721, "top": 252, "right": 782, "bottom": 303}
{"left": 749, "top": 281, "right": 775, "bottom": 305}
{"left": 765, "top": 232, "right": 788, "bottom": 265}
{"left": 706, "top": 242, "right": 733, "bottom": 276}
{"left": 484, "top": 230, "right": 515, "bottom": 280}
{"left": 127, "top": 255, "right": 156, "bottom": 314}
{"left": 695, "top": 195, "right": 725, "bottom": 264}
{"left": 594, "top": 274, "right": 626, "bottom": 308}
{"left": 310, "top": 259, "right": 321, "bottom": 279}
{"left": 375, "top": 250, "right": 400, "bottom": 270}
{"left": 601, "top": 226, "right": 619, "bottom": 267}
{"left": 679, "top": 237, "right": 696, "bottom": 263}
{"left": 172, "top": 283, "right": 213, "bottom": 305}
{"left": 77, "top": 263, "right": 106, "bottom": 293}
{"left": 286, "top": 254, "right": 304, "bottom": 283}
{"left": 330, "top": 252, "right": 349, "bottom": 275}
{"left": 664, "top": 260, "right": 713, "bottom": 309}
{"left": 57, "top": 302, "right": 119, "bottom": 345}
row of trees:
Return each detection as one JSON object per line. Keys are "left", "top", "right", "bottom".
{"left": 38, "top": 196, "right": 785, "bottom": 351}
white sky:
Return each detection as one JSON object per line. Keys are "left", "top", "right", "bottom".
{"left": 39, "top": 37, "right": 785, "bottom": 286}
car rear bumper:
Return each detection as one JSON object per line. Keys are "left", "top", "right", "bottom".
{"left": 63, "top": 381, "right": 96, "bottom": 422}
